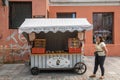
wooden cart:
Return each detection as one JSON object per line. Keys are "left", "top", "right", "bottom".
{"left": 19, "top": 18, "right": 93, "bottom": 75}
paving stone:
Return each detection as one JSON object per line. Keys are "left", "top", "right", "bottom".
{"left": 0, "top": 56, "right": 119, "bottom": 80}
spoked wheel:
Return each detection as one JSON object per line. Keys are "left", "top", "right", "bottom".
{"left": 74, "top": 62, "right": 87, "bottom": 75}
{"left": 31, "top": 67, "right": 39, "bottom": 75}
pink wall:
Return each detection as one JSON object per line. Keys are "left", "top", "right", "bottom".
{"left": 0, "top": 0, "right": 48, "bottom": 63}
{"left": 49, "top": 6, "right": 120, "bottom": 56}
{"left": 0, "top": 0, "right": 120, "bottom": 57}
{"left": 0, "top": 0, "right": 48, "bottom": 44}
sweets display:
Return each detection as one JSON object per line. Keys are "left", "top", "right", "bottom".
{"left": 68, "top": 38, "right": 81, "bottom": 48}
{"left": 32, "top": 39, "right": 46, "bottom": 54}
{"left": 34, "top": 39, "right": 46, "bottom": 48}
{"left": 68, "top": 38, "right": 81, "bottom": 53}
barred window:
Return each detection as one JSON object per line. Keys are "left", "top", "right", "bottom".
{"left": 9, "top": 2, "right": 32, "bottom": 29}
{"left": 93, "top": 12, "right": 114, "bottom": 44}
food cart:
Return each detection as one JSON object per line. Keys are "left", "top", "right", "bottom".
{"left": 19, "top": 18, "right": 93, "bottom": 75}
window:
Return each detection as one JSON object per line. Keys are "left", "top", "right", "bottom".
{"left": 57, "top": 12, "right": 76, "bottom": 18}
{"left": 93, "top": 12, "right": 114, "bottom": 44}
{"left": 9, "top": 2, "right": 32, "bottom": 29}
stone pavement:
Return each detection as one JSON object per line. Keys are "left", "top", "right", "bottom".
{"left": 0, "top": 56, "right": 120, "bottom": 80}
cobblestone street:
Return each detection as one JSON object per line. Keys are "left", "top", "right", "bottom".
{"left": 0, "top": 56, "right": 120, "bottom": 80}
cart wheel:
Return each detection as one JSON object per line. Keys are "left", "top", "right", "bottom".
{"left": 74, "top": 62, "right": 87, "bottom": 75}
{"left": 31, "top": 67, "right": 39, "bottom": 75}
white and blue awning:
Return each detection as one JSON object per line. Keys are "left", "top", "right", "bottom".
{"left": 19, "top": 18, "right": 93, "bottom": 33}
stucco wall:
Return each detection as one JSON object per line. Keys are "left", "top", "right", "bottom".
{"left": 0, "top": 0, "right": 120, "bottom": 60}
{"left": 0, "top": 0, "right": 48, "bottom": 44}
{"left": 49, "top": 6, "right": 120, "bottom": 56}
{"left": 0, "top": 0, "right": 48, "bottom": 63}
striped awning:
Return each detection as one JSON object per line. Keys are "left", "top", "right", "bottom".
{"left": 19, "top": 18, "right": 93, "bottom": 33}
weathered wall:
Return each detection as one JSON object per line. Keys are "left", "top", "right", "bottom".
{"left": 0, "top": 0, "right": 120, "bottom": 63}
{"left": 0, "top": 0, "right": 48, "bottom": 63}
